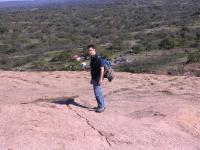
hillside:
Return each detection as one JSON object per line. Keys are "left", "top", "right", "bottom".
{"left": 0, "top": 71, "right": 200, "bottom": 149}
{"left": 0, "top": 0, "right": 200, "bottom": 74}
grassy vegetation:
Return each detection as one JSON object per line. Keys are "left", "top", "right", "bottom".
{"left": 187, "top": 51, "right": 200, "bottom": 63}
{"left": 0, "top": 0, "right": 200, "bottom": 73}
{"left": 115, "top": 52, "right": 188, "bottom": 73}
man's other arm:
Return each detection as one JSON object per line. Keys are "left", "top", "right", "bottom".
{"left": 99, "top": 67, "right": 104, "bottom": 85}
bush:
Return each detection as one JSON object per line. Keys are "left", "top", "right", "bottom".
{"left": 187, "top": 51, "right": 200, "bottom": 63}
{"left": 108, "top": 42, "right": 123, "bottom": 51}
{"left": 159, "top": 37, "right": 176, "bottom": 49}
{"left": 32, "top": 60, "right": 46, "bottom": 70}
{"left": 195, "top": 70, "right": 200, "bottom": 77}
{"left": 131, "top": 44, "right": 145, "bottom": 54}
{"left": 51, "top": 51, "right": 71, "bottom": 62}
{"left": 64, "top": 62, "right": 83, "bottom": 71}
{"left": 0, "top": 26, "right": 8, "bottom": 34}
{"left": 5, "top": 48, "right": 16, "bottom": 54}
{"left": 26, "top": 44, "right": 38, "bottom": 49}
{"left": 0, "top": 58, "right": 7, "bottom": 65}
{"left": 100, "top": 50, "right": 113, "bottom": 59}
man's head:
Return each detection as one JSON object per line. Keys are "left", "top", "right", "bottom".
{"left": 87, "top": 44, "right": 96, "bottom": 56}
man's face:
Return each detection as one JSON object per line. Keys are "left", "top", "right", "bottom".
{"left": 87, "top": 47, "right": 96, "bottom": 56}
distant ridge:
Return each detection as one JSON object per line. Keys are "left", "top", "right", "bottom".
{"left": 0, "top": 0, "right": 82, "bottom": 9}
{"left": 0, "top": 0, "right": 117, "bottom": 9}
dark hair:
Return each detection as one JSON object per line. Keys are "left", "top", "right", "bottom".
{"left": 87, "top": 44, "right": 95, "bottom": 49}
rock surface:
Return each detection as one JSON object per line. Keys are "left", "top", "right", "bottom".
{"left": 0, "top": 71, "right": 200, "bottom": 150}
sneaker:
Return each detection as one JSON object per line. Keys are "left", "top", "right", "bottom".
{"left": 95, "top": 107, "right": 105, "bottom": 113}
{"left": 92, "top": 106, "right": 100, "bottom": 109}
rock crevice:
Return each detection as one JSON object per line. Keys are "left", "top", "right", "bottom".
{"left": 66, "top": 104, "right": 112, "bottom": 147}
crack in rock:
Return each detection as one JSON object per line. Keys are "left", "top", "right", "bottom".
{"left": 104, "top": 88, "right": 133, "bottom": 98}
{"left": 66, "top": 105, "right": 112, "bottom": 147}
{"left": 109, "top": 139, "right": 132, "bottom": 145}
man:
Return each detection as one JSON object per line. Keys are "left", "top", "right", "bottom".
{"left": 87, "top": 44, "right": 105, "bottom": 113}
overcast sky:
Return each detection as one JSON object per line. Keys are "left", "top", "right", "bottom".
{"left": 0, "top": 0, "right": 33, "bottom": 2}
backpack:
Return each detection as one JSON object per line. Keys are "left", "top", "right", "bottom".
{"left": 101, "top": 57, "right": 115, "bottom": 82}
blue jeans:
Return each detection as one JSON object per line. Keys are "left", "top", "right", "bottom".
{"left": 92, "top": 80, "right": 105, "bottom": 108}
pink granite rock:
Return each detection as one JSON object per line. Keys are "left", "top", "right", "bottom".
{"left": 0, "top": 71, "right": 199, "bottom": 149}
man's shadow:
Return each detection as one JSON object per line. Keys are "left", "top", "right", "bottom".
{"left": 51, "top": 98, "right": 96, "bottom": 111}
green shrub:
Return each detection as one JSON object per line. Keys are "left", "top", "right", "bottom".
{"left": 32, "top": 60, "right": 46, "bottom": 70}
{"left": 100, "top": 50, "right": 113, "bottom": 59}
{"left": 51, "top": 51, "right": 71, "bottom": 62}
{"left": 0, "top": 26, "right": 8, "bottom": 34}
{"left": 0, "top": 58, "right": 7, "bottom": 65}
{"left": 195, "top": 70, "right": 200, "bottom": 77}
{"left": 108, "top": 42, "right": 123, "bottom": 51}
{"left": 188, "top": 51, "right": 200, "bottom": 63}
{"left": 26, "top": 44, "right": 38, "bottom": 49}
{"left": 5, "top": 48, "right": 16, "bottom": 54}
{"left": 131, "top": 44, "right": 145, "bottom": 54}
{"left": 159, "top": 37, "right": 176, "bottom": 49}
{"left": 64, "top": 62, "right": 83, "bottom": 71}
